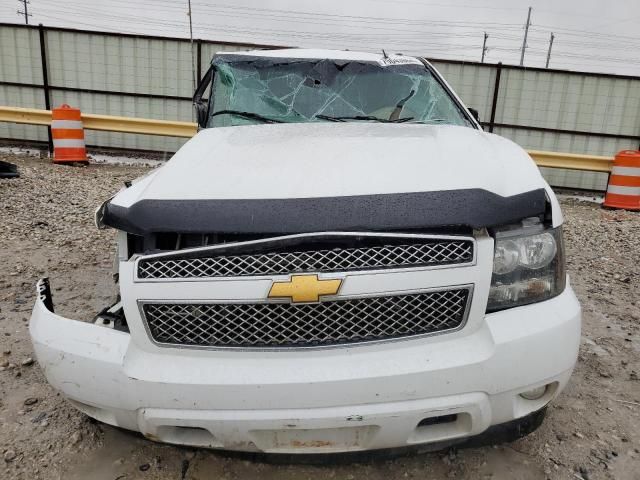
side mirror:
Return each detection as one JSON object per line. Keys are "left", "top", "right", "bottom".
{"left": 468, "top": 108, "right": 480, "bottom": 122}
{"left": 193, "top": 66, "right": 214, "bottom": 129}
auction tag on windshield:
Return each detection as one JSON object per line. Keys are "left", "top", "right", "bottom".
{"left": 378, "top": 56, "right": 423, "bottom": 67}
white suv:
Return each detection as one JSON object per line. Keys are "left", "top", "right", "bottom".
{"left": 30, "top": 49, "right": 581, "bottom": 455}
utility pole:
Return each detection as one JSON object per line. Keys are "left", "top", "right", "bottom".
{"left": 519, "top": 6, "right": 532, "bottom": 66}
{"left": 187, "top": 0, "right": 196, "bottom": 91}
{"left": 545, "top": 32, "right": 555, "bottom": 68}
{"left": 481, "top": 32, "right": 489, "bottom": 63}
{"left": 17, "top": 0, "right": 32, "bottom": 25}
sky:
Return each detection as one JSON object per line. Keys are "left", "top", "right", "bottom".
{"left": 3, "top": 0, "right": 640, "bottom": 76}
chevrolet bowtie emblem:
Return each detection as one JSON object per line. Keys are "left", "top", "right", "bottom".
{"left": 268, "top": 274, "right": 342, "bottom": 303}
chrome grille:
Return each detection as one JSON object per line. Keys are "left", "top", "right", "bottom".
{"left": 142, "top": 288, "right": 471, "bottom": 348}
{"left": 137, "top": 239, "right": 474, "bottom": 279}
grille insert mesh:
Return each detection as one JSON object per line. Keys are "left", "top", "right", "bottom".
{"left": 142, "top": 288, "right": 470, "bottom": 348}
{"left": 138, "top": 240, "right": 474, "bottom": 279}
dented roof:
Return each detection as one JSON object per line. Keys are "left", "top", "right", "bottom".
{"left": 215, "top": 48, "right": 424, "bottom": 65}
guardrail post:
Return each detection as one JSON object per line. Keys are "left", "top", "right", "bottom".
{"left": 38, "top": 23, "right": 53, "bottom": 155}
{"left": 489, "top": 62, "right": 502, "bottom": 133}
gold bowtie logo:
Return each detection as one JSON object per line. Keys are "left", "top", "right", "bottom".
{"left": 268, "top": 274, "right": 342, "bottom": 303}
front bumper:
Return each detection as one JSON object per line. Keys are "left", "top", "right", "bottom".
{"left": 30, "top": 279, "right": 581, "bottom": 454}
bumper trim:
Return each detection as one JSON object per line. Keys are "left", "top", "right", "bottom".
{"left": 307, "top": 407, "right": 547, "bottom": 462}
{"left": 141, "top": 408, "right": 548, "bottom": 464}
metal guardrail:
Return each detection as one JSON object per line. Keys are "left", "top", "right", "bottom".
{"left": 528, "top": 150, "right": 613, "bottom": 173}
{"left": 0, "top": 106, "right": 197, "bottom": 138}
{"left": 1, "top": 107, "right": 53, "bottom": 127}
{"left": 0, "top": 106, "right": 614, "bottom": 172}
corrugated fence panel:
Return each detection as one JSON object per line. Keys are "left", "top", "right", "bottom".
{"left": 46, "top": 30, "right": 194, "bottom": 97}
{"left": 0, "top": 26, "right": 42, "bottom": 85}
{"left": 430, "top": 61, "right": 496, "bottom": 124}
{"left": 495, "top": 126, "right": 636, "bottom": 156}
{"left": 0, "top": 26, "right": 47, "bottom": 143}
{"left": 496, "top": 68, "right": 640, "bottom": 137}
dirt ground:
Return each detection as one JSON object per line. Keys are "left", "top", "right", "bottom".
{"left": 0, "top": 153, "right": 638, "bottom": 480}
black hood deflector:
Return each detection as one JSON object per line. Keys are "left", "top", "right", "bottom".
{"left": 103, "top": 188, "right": 547, "bottom": 235}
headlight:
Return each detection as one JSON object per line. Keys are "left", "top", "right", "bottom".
{"left": 487, "top": 225, "right": 566, "bottom": 312}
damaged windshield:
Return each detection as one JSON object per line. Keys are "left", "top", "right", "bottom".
{"left": 207, "top": 56, "right": 472, "bottom": 128}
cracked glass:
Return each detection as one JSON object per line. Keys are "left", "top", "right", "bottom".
{"left": 207, "top": 57, "right": 472, "bottom": 128}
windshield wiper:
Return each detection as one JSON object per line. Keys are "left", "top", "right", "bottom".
{"left": 209, "top": 110, "right": 284, "bottom": 124}
{"left": 389, "top": 89, "right": 416, "bottom": 121}
{"left": 411, "top": 119, "right": 451, "bottom": 124}
{"left": 315, "top": 114, "right": 414, "bottom": 123}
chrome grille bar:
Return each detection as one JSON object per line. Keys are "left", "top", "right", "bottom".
{"left": 137, "top": 237, "right": 474, "bottom": 279}
{"left": 141, "top": 287, "right": 471, "bottom": 349}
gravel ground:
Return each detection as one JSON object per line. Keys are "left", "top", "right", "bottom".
{"left": 0, "top": 153, "right": 639, "bottom": 480}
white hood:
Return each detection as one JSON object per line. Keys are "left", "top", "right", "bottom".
{"left": 113, "top": 123, "right": 544, "bottom": 206}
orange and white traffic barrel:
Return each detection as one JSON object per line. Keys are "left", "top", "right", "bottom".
{"left": 51, "top": 104, "right": 88, "bottom": 164}
{"left": 603, "top": 150, "right": 640, "bottom": 211}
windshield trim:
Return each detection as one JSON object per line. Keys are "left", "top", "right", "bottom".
{"left": 418, "top": 58, "right": 481, "bottom": 130}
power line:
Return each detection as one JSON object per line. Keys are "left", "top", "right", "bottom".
{"left": 533, "top": 24, "right": 640, "bottom": 43}
{"left": 57, "top": 0, "right": 520, "bottom": 32}
{"left": 524, "top": 31, "right": 640, "bottom": 51}
{"left": 188, "top": 1, "right": 525, "bottom": 28}
{"left": 50, "top": 0, "right": 526, "bottom": 31}
{"left": 34, "top": 11, "right": 493, "bottom": 51}
{"left": 36, "top": 7, "right": 640, "bottom": 67}
{"left": 341, "top": 0, "right": 526, "bottom": 13}
{"left": 36, "top": 5, "right": 518, "bottom": 45}
{"left": 44, "top": 1, "right": 525, "bottom": 43}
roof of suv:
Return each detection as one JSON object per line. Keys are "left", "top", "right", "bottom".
{"left": 215, "top": 48, "right": 423, "bottom": 65}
